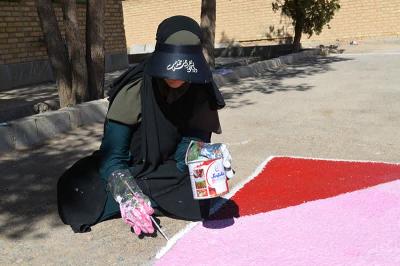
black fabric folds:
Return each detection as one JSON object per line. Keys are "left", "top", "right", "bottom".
{"left": 112, "top": 61, "right": 224, "bottom": 220}
{"left": 57, "top": 60, "right": 226, "bottom": 232}
{"left": 155, "top": 16, "right": 202, "bottom": 43}
{"left": 57, "top": 154, "right": 106, "bottom": 233}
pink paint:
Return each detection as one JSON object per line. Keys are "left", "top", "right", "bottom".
{"left": 156, "top": 180, "right": 400, "bottom": 265}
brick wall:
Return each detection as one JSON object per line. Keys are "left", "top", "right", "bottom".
{"left": 122, "top": 0, "right": 201, "bottom": 49}
{"left": 0, "top": 0, "right": 127, "bottom": 65}
{"left": 105, "top": 0, "right": 127, "bottom": 53}
{"left": 301, "top": 0, "right": 400, "bottom": 44}
{"left": 2, "top": 0, "right": 399, "bottom": 64}
{"left": 122, "top": 0, "right": 400, "bottom": 49}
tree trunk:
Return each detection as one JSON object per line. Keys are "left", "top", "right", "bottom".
{"left": 62, "top": 0, "right": 89, "bottom": 103}
{"left": 293, "top": 18, "right": 303, "bottom": 52}
{"left": 86, "top": 0, "right": 106, "bottom": 100}
{"left": 293, "top": 2, "right": 304, "bottom": 52}
{"left": 200, "top": 0, "right": 216, "bottom": 68}
{"left": 36, "top": 0, "right": 75, "bottom": 107}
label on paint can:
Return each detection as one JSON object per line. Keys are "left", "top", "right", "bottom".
{"left": 188, "top": 157, "right": 229, "bottom": 200}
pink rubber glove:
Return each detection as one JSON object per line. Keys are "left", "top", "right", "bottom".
{"left": 108, "top": 169, "right": 155, "bottom": 235}
{"left": 119, "top": 195, "right": 155, "bottom": 235}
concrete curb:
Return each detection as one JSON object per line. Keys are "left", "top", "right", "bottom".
{"left": 212, "top": 49, "right": 321, "bottom": 87}
{"left": 0, "top": 49, "right": 321, "bottom": 153}
{"left": 0, "top": 99, "right": 108, "bottom": 152}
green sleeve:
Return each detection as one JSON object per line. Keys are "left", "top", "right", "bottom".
{"left": 107, "top": 79, "right": 142, "bottom": 125}
{"left": 99, "top": 120, "right": 133, "bottom": 182}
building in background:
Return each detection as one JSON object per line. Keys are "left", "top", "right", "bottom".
{"left": 122, "top": 0, "right": 400, "bottom": 54}
{"left": 1, "top": 0, "right": 399, "bottom": 90}
{"left": 0, "top": 0, "right": 128, "bottom": 91}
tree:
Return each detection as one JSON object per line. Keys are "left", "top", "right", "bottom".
{"left": 200, "top": 0, "right": 216, "bottom": 68}
{"left": 62, "top": 0, "right": 89, "bottom": 103}
{"left": 37, "top": 0, "right": 76, "bottom": 107}
{"left": 86, "top": 0, "right": 105, "bottom": 100}
{"left": 272, "top": 0, "right": 340, "bottom": 51}
{"left": 36, "top": 0, "right": 105, "bottom": 107}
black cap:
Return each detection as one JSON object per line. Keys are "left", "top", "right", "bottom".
{"left": 144, "top": 16, "right": 213, "bottom": 83}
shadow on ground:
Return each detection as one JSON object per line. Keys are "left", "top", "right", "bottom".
{"left": 0, "top": 125, "right": 103, "bottom": 239}
{"left": 220, "top": 55, "right": 353, "bottom": 108}
{"left": 0, "top": 70, "right": 126, "bottom": 123}
{"left": 0, "top": 84, "right": 59, "bottom": 123}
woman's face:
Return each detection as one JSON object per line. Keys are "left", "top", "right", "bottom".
{"left": 164, "top": 79, "right": 186, "bottom": 89}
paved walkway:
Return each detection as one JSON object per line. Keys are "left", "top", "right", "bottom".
{"left": 1, "top": 42, "right": 399, "bottom": 265}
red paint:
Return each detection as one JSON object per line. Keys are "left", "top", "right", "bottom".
{"left": 212, "top": 157, "right": 400, "bottom": 219}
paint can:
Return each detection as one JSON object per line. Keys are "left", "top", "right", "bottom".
{"left": 187, "top": 157, "right": 229, "bottom": 200}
